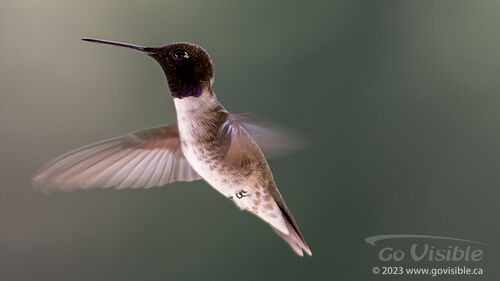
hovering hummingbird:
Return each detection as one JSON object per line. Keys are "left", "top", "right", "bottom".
{"left": 33, "top": 38, "right": 311, "bottom": 256}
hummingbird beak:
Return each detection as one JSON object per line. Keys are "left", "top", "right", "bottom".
{"left": 82, "top": 38, "right": 160, "bottom": 56}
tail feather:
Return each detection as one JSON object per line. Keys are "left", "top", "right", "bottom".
{"left": 273, "top": 204, "right": 312, "bottom": 256}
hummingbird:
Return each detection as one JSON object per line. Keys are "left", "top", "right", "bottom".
{"left": 32, "top": 38, "right": 312, "bottom": 256}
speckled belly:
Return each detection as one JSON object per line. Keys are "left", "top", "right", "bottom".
{"left": 180, "top": 137, "right": 242, "bottom": 197}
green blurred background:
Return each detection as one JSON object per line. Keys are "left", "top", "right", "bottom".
{"left": 1, "top": 0, "right": 499, "bottom": 280}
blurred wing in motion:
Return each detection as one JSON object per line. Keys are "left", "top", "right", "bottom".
{"left": 32, "top": 123, "right": 201, "bottom": 193}
{"left": 231, "top": 113, "right": 306, "bottom": 158}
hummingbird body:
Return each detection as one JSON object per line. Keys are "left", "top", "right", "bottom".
{"left": 33, "top": 39, "right": 311, "bottom": 256}
{"left": 174, "top": 90, "right": 289, "bottom": 234}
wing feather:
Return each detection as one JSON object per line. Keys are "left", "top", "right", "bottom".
{"left": 33, "top": 124, "right": 202, "bottom": 193}
{"left": 231, "top": 113, "right": 306, "bottom": 158}
{"left": 145, "top": 150, "right": 168, "bottom": 188}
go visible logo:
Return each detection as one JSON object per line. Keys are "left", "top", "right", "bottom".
{"left": 366, "top": 234, "right": 489, "bottom": 262}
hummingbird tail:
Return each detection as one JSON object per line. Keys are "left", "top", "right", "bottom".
{"left": 272, "top": 205, "right": 312, "bottom": 256}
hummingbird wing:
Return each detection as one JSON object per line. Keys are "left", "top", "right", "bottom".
{"left": 219, "top": 115, "right": 312, "bottom": 256}
{"left": 32, "top": 123, "right": 201, "bottom": 193}
{"left": 231, "top": 113, "right": 306, "bottom": 158}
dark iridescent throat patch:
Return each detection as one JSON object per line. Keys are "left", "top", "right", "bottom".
{"left": 169, "top": 83, "right": 203, "bottom": 98}
{"left": 182, "top": 86, "right": 202, "bottom": 98}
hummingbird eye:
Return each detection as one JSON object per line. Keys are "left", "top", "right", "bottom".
{"left": 173, "top": 49, "right": 188, "bottom": 60}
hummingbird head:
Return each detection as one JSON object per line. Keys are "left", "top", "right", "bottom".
{"left": 82, "top": 38, "right": 214, "bottom": 99}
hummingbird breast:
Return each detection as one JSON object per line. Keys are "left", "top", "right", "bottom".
{"left": 173, "top": 90, "right": 258, "bottom": 197}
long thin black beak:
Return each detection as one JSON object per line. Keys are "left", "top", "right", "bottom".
{"left": 82, "top": 38, "right": 159, "bottom": 56}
